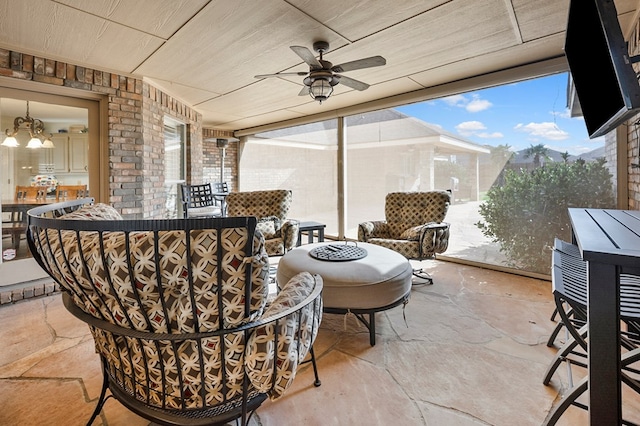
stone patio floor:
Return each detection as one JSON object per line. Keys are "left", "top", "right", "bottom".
{"left": 1, "top": 258, "right": 639, "bottom": 425}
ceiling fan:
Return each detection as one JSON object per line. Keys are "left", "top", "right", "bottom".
{"left": 255, "top": 41, "right": 386, "bottom": 104}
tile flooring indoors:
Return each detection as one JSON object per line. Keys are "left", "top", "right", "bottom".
{"left": 1, "top": 258, "right": 640, "bottom": 426}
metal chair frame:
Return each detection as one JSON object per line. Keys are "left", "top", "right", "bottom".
{"left": 26, "top": 199, "right": 323, "bottom": 426}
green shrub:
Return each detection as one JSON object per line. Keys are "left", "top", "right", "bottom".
{"left": 476, "top": 158, "right": 615, "bottom": 274}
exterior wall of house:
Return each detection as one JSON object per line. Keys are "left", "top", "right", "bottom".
{"left": 0, "top": 48, "right": 232, "bottom": 218}
{"left": 202, "top": 129, "right": 237, "bottom": 192}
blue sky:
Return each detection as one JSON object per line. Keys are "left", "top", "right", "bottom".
{"left": 395, "top": 72, "right": 603, "bottom": 156}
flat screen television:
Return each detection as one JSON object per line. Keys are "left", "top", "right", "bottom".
{"left": 565, "top": 0, "right": 640, "bottom": 138}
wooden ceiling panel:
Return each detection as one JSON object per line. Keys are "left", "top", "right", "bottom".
{"left": 0, "top": 0, "right": 600, "bottom": 131}
{"left": 513, "top": 0, "right": 570, "bottom": 42}
{"left": 0, "top": 0, "right": 164, "bottom": 73}
{"left": 54, "top": 0, "right": 209, "bottom": 39}
{"left": 288, "top": 0, "right": 449, "bottom": 42}
{"left": 144, "top": 78, "right": 223, "bottom": 107}
{"left": 134, "top": 0, "right": 348, "bottom": 95}
{"left": 196, "top": 77, "right": 311, "bottom": 119}
{"left": 313, "top": 0, "right": 521, "bottom": 89}
{"left": 409, "top": 33, "right": 566, "bottom": 89}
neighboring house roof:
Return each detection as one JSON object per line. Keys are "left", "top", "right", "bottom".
{"left": 252, "top": 109, "right": 489, "bottom": 155}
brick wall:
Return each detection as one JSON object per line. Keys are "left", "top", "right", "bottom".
{"left": 0, "top": 48, "right": 211, "bottom": 219}
{"left": 142, "top": 84, "right": 202, "bottom": 218}
{"left": 202, "top": 128, "right": 237, "bottom": 192}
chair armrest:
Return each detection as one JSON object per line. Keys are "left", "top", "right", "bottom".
{"left": 358, "top": 220, "right": 388, "bottom": 241}
{"left": 246, "top": 272, "right": 323, "bottom": 400}
{"left": 419, "top": 222, "right": 450, "bottom": 257}
{"left": 280, "top": 220, "right": 299, "bottom": 251}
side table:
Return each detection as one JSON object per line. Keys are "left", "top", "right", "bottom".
{"left": 296, "top": 221, "right": 326, "bottom": 246}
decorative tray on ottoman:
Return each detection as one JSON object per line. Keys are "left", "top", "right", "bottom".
{"left": 309, "top": 242, "right": 367, "bottom": 262}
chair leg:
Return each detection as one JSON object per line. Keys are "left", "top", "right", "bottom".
{"left": 87, "top": 364, "right": 110, "bottom": 426}
{"left": 309, "top": 346, "right": 321, "bottom": 387}
{"left": 412, "top": 268, "right": 433, "bottom": 285}
{"left": 546, "top": 321, "right": 564, "bottom": 347}
{"left": 542, "top": 334, "right": 584, "bottom": 386}
{"left": 543, "top": 376, "right": 588, "bottom": 426}
{"left": 369, "top": 313, "right": 376, "bottom": 346}
{"left": 543, "top": 323, "right": 588, "bottom": 384}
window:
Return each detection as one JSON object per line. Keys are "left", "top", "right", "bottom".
{"left": 241, "top": 119, "right": 339, "bottom": 234}
{"left": 163, "top": 117, "right": 186, "bottom": 219}
{"left": 238, "top": 72, "right": 616, "bottom": 276}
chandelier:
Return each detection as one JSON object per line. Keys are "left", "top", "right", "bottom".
{"left": 1, "top": 101, "right": 54, "bottom": 148}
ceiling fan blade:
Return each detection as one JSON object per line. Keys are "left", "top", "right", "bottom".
{"left": 336, "top": 75, "right": 370, "bottom": 91}
{"left": 298, "top": 86, "right": 310, "bottom": 96}
{"left": 332, "top": 56, "right": 386, "bottom": 73}
{"left": 290, "top": 46, "right": 322, "bottom": 69}
{"left": 255, "top": 72, "right": 308, "bottom": 79}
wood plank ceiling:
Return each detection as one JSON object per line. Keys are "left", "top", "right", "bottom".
{"left": 0, "top": 0, "right": 638, "bottom": 132}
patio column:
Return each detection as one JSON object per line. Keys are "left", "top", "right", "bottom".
{"left": 421, "top": 145, "right": 435, "bottom": 191}
{"left": 470, "top": 153, "right": 480, "bottom": 201}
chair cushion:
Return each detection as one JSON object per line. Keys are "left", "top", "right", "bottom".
{"left": 257, "top": 216, "right": 281, "bottom": 239}
{"left": 246, "top": 271, "right": 320, "bottom": 400}
{"left": 187, "top": 206, "right": 221, "bottom": 217}
{"left": 399, "top": 225, "right": 425, "bottom": 240}
{"left": 39, "top": 225, "right": 270, "bottom": 333}
{"left": 59, "top": 203, "right": 123, "bottom": 220}
{"left": 385, "top": 191, "right": 451, "bottom": 238}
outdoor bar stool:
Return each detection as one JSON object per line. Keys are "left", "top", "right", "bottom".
{"left": 546, "top": 238, "right": 585, "bottom": 347}
{"left": 543, "top": 240, "right": 640, "bottom": 425}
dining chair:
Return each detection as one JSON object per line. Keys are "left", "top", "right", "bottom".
{"left": 212, "top": 181, "right": 230, "bottom": 216}
{"left": 180, "top": 183, "right": 224, "bottom": 218}
{"left": 15, "top": 185, "right": 46, "bottom": 200}
{"left": 55, "top": 184, "right": 88, "bottom": 201}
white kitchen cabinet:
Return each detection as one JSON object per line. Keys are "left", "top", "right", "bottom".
{"left": 69, "top": 134, "right": 88, "bottom": 172}
{"left": 40, "top": 134, "right": 88, "bottom": 173}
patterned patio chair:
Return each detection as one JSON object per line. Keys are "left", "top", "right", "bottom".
{"left": 226, "top": 189, "right": 299, "bottom": 256}
{"left": 26, "top": 198, "right": 323, "bottom": 426}
{"left": 358, "top": 190, "right": 451, "bottom": 284}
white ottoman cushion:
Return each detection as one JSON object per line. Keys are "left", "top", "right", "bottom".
{"left": 276, "top": 242, "right": 412, "bottom": 310}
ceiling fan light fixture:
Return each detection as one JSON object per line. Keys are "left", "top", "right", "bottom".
{"left": 309, "top": 78, "right": 333, "bottom": 104}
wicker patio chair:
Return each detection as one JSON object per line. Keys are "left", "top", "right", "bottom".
{"left": 27, "top": 198, "right": 323, "bottom": 426}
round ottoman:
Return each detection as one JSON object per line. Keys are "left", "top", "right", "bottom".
{"left": 276, "top": 242, "right": 412, "bottom": 345}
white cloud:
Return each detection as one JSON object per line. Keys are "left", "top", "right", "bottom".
{"left": 455, "top": 121, "right": 502, "bottom": 138}
{"left": 514, "top": 122, "right": 570, "bottom": 141}
{"left": 442, "top": 94, "right": 491, "bottom": 112}
{"left": 466, "top": 96, "right": 492, "bottom": 113}
{"left": 552, "top": 108, "right": 572, "bottom": 119}
{"left": 456, "top": 121, "right": 485, "bottom": 134}
{"left": 442, "top": 94, "right": 466, "bottom": 107}
{"left": 476, "top": 131, "right": 504, "bottom": 138}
